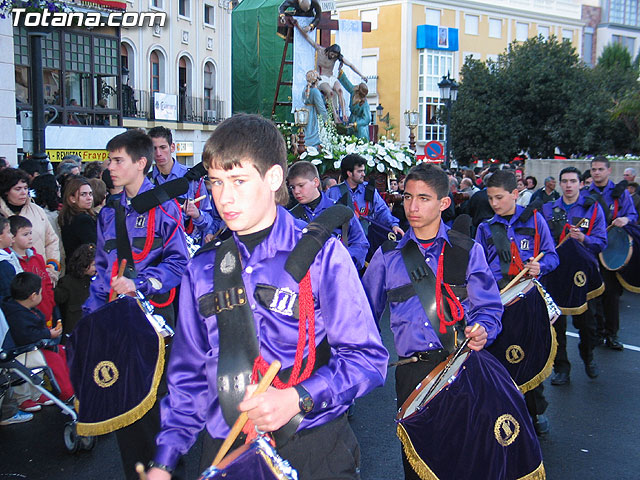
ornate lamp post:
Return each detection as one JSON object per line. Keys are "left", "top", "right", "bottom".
{"left": 403, "top": 110, "right": 419, "bottom": 152}
{"left": 294, "top": 108, "right": 309, "bottom": 156}
{"left": 438, "top": 73, "right": 458, "bottom": 169}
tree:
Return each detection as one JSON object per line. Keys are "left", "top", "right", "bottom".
{"left": 597, "top": 42, "right": 632, "bottom": 70}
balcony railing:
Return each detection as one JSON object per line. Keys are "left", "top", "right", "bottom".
{"left": 366, "top": 75, "right": 378, "bottom": 96}
{"left": 122, "top": 88, "right": 226, "bottom": 124}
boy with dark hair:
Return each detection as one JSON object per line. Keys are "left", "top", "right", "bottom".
{"left": 9, "top": 215, "right": 56, "bottom": 329}
{"left": 475, "top": 169, "right": 559, "bottom": 435}
{"left": 287, "top": 160, "right": 369, "bottom": 270}
{"left": 0, "top": 216, "right": 20, "bottom": 297}
{"left": 542, "top": 166, "right": 607, "bottom": 385}
{"left": 326, "top": 154, "right": 404, "bottom": 257}
{"left": 585, "top": 155, "right": 638, "bottom": 350}
{"left": 83, "top": 129, "right": 189, "bottom": 479}
{"left": 362, "top": 163, "right": 504, "bottom": 480}
{"left": 147, "top": 114, "right": 388, "bottom": 479}
{"left": 147, "top": 126, "right": 221, "bottom": 244}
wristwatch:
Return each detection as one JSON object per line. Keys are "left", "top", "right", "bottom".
{"left": 294, "top": 384, "right": 314, "bottom": 413}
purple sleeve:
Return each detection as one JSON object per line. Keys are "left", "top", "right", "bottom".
{"left": 535, "top": 212, "right": 560, "bottom": 276}
{"left": 325, "top": 185, "right": 341, "bottom": 203}
{"left": 83, "top": 210, "right": 110, "bottom": 314}
{"left": 619, "top": 189, "right": 638, "bottom": 223}
{"left": 361, "top": 246, "right": 388, "bottom": 326}
{"left": 298, "top": 238, "right": 388, "bottom": 412}
{"left": 464, "top": 243, "right": 503, "bottom": 345}
{"left": 155, "top": 263, "right": 213, "bottom": 469}
{"left": 346, "top": 215, "right": 369, "bottom": 270}
{"left": 582, "top": 203, "right": 608, "bottom": 255}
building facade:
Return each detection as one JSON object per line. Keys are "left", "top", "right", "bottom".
{"left": 336, "top": 0, "right": 584, "bottom": 153}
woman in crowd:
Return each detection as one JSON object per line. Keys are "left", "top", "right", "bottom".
{"left": 58, "top": 177, "right": 97, "bottom": 260}
{"left": 0, "top": 168, "right": 60, "bottom": 282}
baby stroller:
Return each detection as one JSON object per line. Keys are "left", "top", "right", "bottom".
{"left": 0, "top": 309, "right": 96, "bottom": 453}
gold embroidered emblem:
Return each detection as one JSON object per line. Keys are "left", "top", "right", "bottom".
{"left": 574, "top": 271, "right": 586, "bottom": 287}
{"left": 506, "top": 345, "right": 525, "bottom": 364}
{"left": 93, "top": 361, "right": 119, "bottom": 388}
{"left": 579, "top": 218, "right": 589, "bottom": 229}
{"left": 494, "top": 414, "right": 520, "bottom": 446}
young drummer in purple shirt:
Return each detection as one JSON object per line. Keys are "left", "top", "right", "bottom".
{"left": 362, "top": 163, "right": 503, "bottom": 480}
{"left": 147, "top": 114, "right": 388, "bottom": 479}
{"left": 83, "top": 130, "right": 189, "bottom": 479}
{"left": 475, "top": 169, "right": 559, "bottom": 436}
{"left": 287, "top": 160, "right": 369, "bottom": 270}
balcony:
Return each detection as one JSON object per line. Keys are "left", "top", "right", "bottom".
{"left": 122, "top": 87, "right": 226, "bottom": 124}
{"left": 366, "top": 75, "right": 378, "bottom": 96}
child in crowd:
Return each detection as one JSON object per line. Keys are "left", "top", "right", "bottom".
{"left": 0, "top": 217, "right": 21, "bottom": 297}
{"left": 2, "top": 272, "right": 74, "bottom": 409}
{"left": 9, "top": 215, "right": 56, "bottom": 328}
{"left": 54, "top": 243, "right": 96, "bottom": 342}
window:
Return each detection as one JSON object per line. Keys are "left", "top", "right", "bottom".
{"left": 516, "top": 22, "right": 528, "bottom": 41}
{"left": 538, "top": 25, "right": 550, "bottom": 40}
{"left": 179, "top": 0, "right": 190, "bottom": 17}
{"left": 426, "top": 8, "right": 440, "bottom": 26}
{"left": 607, "top": 0, "right": 639, "bottom": 27}
{"left": 465, "top": 15, "right": 478, "bottom": 35}
{"left": 151, "top": 0, "right": 163, "bottom": 9}
{"left": 204, "top": 62, "right": 216, "bottom": 110}
{"left": 150, "top": 51, "right": 160, "bottom": 93}
{"left": 489, "top": 18, "right": 502, "bottom": 38}
{"left": 204, "top": 3, "right": 214, "bottom": 26}
{"left": 417, "top": 49, "right": 453, "bottom": 143}
{"left": 14, "top": 27, "right": 30, "bottom": 105}
{"left": 360, "top": 9, "right": 378, "bottom": 30}
{"left": 463, "top": 52, "right": 481, "bottom": 61}
{"left": 361, "top": 54, "right": 378, "bottom": 94}
{"left": 486, "top": 54, "right": 499, "bottom": 63}
{"left": 624, "top": 36, "right": 636, "bottom": 54}
{"left": 562, "top": 29, "right": 573, "bottom": 42}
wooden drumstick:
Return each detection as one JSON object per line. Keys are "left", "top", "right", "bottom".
{"left": 499, "top": 252, "right": 545, "bottom": 295}
{"left": 556, "top": 217, "right": 587, "bottom": 249}
{"left": 211, "top": 360, "right": 282, "bottom": 467}
{"left": 109, "top": 259, "right": 127, "bottom": 302}
{"left": 135, "top": 463, "right": 147, "bottom": 480}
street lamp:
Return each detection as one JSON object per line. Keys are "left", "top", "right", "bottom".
{"left": 404, "top": 110, "right": 419, "bottom": 152}
{"left": 438, "top": 73, "right": 458, "bottom": 169}
{"left": 294, "top": 108, "right": 309, "bottom": 156}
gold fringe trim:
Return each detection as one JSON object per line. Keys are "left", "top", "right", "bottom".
{"left": 397, "top": 423, "right": 440, "bottom": 480}
{"left": 616, "top": 273, "right": 640, "bottom": 293}
{"left": 398, "top": 424, "right": 546, "bottom": 480}
{"left": 518, "top": 324, "right": 557, "bottom": 394}
{"left": 518, "top": 462, "right": 546, "bottom": 480}
{"left": 586, "top": 282, "right": 605, "bottom": 301}
{"left": 557, "top": 282, "right": 604, "bottom": 315}
{"left": 76, "top": 332, "right": 165, "bottom": 437}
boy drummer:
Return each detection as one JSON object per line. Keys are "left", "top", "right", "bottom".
{"left": 147, "top": 114, "right": 388, "bottom": 479}
{"left": 474, "top": 169, "right": 559, "bottom": 435}
{"left": 362, "top": 163, "right": 502, "bottom": 480}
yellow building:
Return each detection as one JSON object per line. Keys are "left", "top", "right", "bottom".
{"left": 337, "top": 0, "right": 584, "bottom": 153}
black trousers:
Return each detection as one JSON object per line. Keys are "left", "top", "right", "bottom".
{"left": 394, "top": 351, "right": 449, "bottom": 480}
{"left": 524, "top": 384, "right": 547, "bottom": 418}
{"left": 553, "top": 304, "right": 598, "bottom": 374}
{"left": 200, "top": 414, "right": 361, "bottom": 480}
{"left": 598, "top": 268, "right": 622, "bottom": 337}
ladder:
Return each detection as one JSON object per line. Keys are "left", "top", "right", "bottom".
{"left": 271, "top": 25, "right": 294, "bottom": 118}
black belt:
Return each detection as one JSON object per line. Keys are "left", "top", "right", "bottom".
{"left": 390, "top": 348, "right": 448, "bottom": 367}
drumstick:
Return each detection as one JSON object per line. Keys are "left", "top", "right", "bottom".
{"left": 183, "top": 195, "right": 208, "bottom": 211}
{"left": 109, "top": 259, "right": 127, "bottom": 302}
{"left": 499, "top": 252, "right": 545, "bottom": 295}
{"left": 135, "top": 463, "right": 147, "bottom": 480}
{"left": 556, "top": 217, "right": 587, "bottom": 249}
{"left": 211, "top": 360, "right": 282, "bottom": 467}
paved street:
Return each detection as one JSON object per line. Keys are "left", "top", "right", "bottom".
{"left": 2, "top": 291, "right": 640, "bottom": 479}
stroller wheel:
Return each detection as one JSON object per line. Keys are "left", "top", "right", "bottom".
{"left": 63, "top": 422, "right": 80, "bottom": 454}
{"left": 80, "top": 435, "right": 97, "bottom": 451}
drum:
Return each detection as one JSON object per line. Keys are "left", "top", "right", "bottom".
{"left": 542, "top": 238, "right": 604, "bottom": 315}
{"left": 199, "top": 436, "right": 298, "bottom": 480}
{"left": 616, "top": 223, "right": 640, "bottom": 293}
{"left": 67, "top": 295, "right": 165, "bottom": 436}
{"left": 599, "top": 226, "right": 633, "bottom": 271}
{"left": 488, "top": 279, "right": 557, "bottom": 393}
{"left": 396, "top": 350, "right": 545, "bottom": 480}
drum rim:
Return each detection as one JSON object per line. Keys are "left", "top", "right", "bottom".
{"left": 599, "top": 228, "right": 633, "bottom": 271}
{"left": 396, "top": 349, "right": 471, "bottom": 421}
{"left": 500, "top": 279, "right": 535, "bottom": 307}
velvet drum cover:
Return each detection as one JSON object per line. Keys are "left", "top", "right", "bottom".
{"left": 397, "top": 350, "right": 545, "bottom": 480}
{"left": 486, "top": 282, "right": 556, "bottom": 394}
{"left": 66, "top": 296, "right": 164, "bottom": 436}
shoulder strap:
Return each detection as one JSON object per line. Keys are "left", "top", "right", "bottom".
{"left": 289, "top": 203, "right": 309, "bottom": 222}
{"left": 488, "top": 221, "right": 512, "bottom": 279}
{"left": 364, "top": 183, "right": 376, "bottom": 204}
{"left": 337, "top": 183, "right": 353, "bottom": 209}
{"left": 114, "top": 202, "right": 137, "bottom": 279}
{"left": 400, "top": 241, "right": 458, "bottom": 353}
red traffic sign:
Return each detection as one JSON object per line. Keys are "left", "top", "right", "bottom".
{"left": 424, "top": 141, "right": 444, "bottom": 160}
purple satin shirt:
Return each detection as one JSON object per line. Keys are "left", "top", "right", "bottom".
{"left": 475, "top": 205, "right": 560, "bottom": 283}
{"left": 542, "top": 196, "right": 608, "bottom": 256}
{"left": 154, "top": 206, "right": 388, "bottom": 469}
{"left": 326, "top": 181, "right": 399, "bottom": 230}
{"left": 83, "top": 178, "right": 189, "bottom": 313}
{"left": 585, "top": 180, "right": 638, "bottom": 224}
{"left": 361, "top": 221, "right": 503, "bottom": 358}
